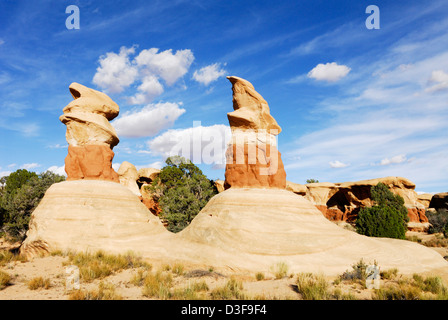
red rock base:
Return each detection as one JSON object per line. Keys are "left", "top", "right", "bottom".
{"left": 65, "top": 145, "right": 119, "bottom": 182}
{"left": 224, "top": 143, "right": 286, "bottom": 189}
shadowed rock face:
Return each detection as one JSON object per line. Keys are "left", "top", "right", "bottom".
{"left": 224, "top": 76, "right": 286, "bottom": 189}
{"left": 60, "top": 83, "right": 120, "bottom": 182}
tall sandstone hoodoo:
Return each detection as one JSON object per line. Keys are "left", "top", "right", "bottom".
{"left": 60, "top": 83, "right": 120, "bottom": 182}
{"left": 224, "top": 76, "right": 286, "bottom": 189}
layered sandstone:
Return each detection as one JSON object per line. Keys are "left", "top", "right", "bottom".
{"left": 117, "top": 161, "right": 141, "bottom": 196}
{"left": 60, "top": 83, "right": 120, "bottom": 182}
{"left": 21, "top": 180, "right": 169, "bottom": 258}
{"left": 286, "top": 177, "right": 430, "bottom": 231}
{"left": 224, "top": 76, "right": 286, "bottom": 189}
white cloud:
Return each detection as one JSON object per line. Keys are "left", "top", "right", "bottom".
{"left": 0, "top": 171, "right": 11, "bottom": 178}
{"left": 147, "top": 124, "right": 231, "bottom": 166}
{"left": 379, "top": 154, "right": 407, "bottom": 166}
{"left": 47, "top": 165, "right": 66, "bottom": 176}
{"left": 425, "top": 70, "right": 448, "bottom": 93}
{"left": 307, "top": 62, "right": 351, "bottom": 82}
{"left": 112, "top": 102, "right": 186, "bottom": 138}
{"left": 21, "top": 163, "right": 40, "bottom": 170}
{"left": 93, "top": 46, "right": 139, "bottom": 94}
{"left": 134, "top": 48, "right": 194, "bottom": 86}
{"left": 329, "top": 160, "right": 349, "bottom": 168}
{"left": 192, "top": 63, "right": 227, "bottom": 86}
{"left": 127, "top": 75, "right": 164, "bottom": 105}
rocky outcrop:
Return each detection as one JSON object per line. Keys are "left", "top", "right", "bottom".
{"left": 429, "top": 192, "right": 448, "bottom": 210}
{"left": 287, "top": 177, "right": 429, "bottom": 231}
{"left": 224, "top": 76, "right": 286, "bottom": 189}
{"left": 20, "top": 180, "right": 169, "bottom": 259}
{"left": 117, "top": 161, "right": 141, "bottom": 196}
{"left": 60, "top": 83, "right": 120, "bottom": 182}
{"left": 417, "top": 193, "right": 433, "bottom": 208}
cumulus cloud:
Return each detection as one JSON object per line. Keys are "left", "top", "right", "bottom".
{"left": 425, "top": 70, "right": 448, "bottom": 93}
{"left": 93, "top": 46, "right": 139, "bottom": 94}
{"left": 379, "top": 154, "right": 407, "bottom": 166}
{"left": 329, "top": 160, "right": 349, "bottom": 168}
{"left": 112, "top": 102, "right": 186, "bottom": 138}
{"left": 47, "top": 165, "right": 66, "bottom": 176}
{"left": 307, "top": 62, "right": 351, "bottom": 82}
{"left": 134, "top": 48, "right": 194, "bottom": 86}
{"left": 192, "top": 63, "right": 227, "bottom": 86}
{"left": 127, "top": 75, "right": 164, "bottom": 105}
{"left": 92, "top": 46, "right": 195, "bottom": 104}
{"left": 147, "top": 124, "right": 231, "bottom": 167}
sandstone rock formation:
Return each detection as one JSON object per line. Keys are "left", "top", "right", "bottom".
{"left": 21, "top": 180, "right": 169, "bottom": 258}
{"left": 20, "top": 77, "right": 448, "bottom": 279}
{"left": 117, "top": 161, "right": 141, "bottom": 196}
{"left": 224, "top": 76, "right": 286, "bottom": 189}
{"left": 60, "top": 83, "right": 120, "bottom": 182}
{"left": 214, "top": 179, "right": 225, "bottom": 193}
{"left": 417, "top": 193, "right": 433, "bottom": 208}
{"left": 286, "top": 177, "right": 430, "bottom": 231}
{"left": 429, "top": 192, "right": 448, "bottom": 210}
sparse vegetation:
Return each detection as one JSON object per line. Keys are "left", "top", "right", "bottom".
{"left": 270, "top": 262, "right": 289, "bottom": 279}
{"left": 68, "top": 281, "right": 123, "bottom": 300}
{"left": 28, "top": 277, "right": 51, "bottom": 290}
{"left": 64, "top": 250, "right": 151, "bottom": 282}
{"left": 306, "top": 179, "right": 319, "bottom": 184}
{"left": 0, "top": 270, "right": 11, "bottom": 290}
{"left": 210, "top": 278, "right": 246, "bottom": 300}
{"left": 255, "top": 272, "right": 265, "bottom": 281}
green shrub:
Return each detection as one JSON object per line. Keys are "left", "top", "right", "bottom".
{"left": 150, "top": 156, "right": 218, "bottom": 233}
{"left": 426, "top": 209, "right": 448, "bottom": 235}
{"left": 355, "top": 183, "right": 408, "bottom": 239}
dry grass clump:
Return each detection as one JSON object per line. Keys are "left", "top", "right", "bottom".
{"left": 68, "top": 282, "right": 123, "bottom": 300}
{"left": 64, "top": 250, "right": 151, "bottom": 282}
{"left": 0, "top": 250, "right": 26, "bottom": 266}
{"left": 373, "top": 273, "right": 448, "bottom": 300}
{"left": 270, "top": 262, "right": 289, "bottom": 279}
{"left": 0, "top": 270, "right": 11, "bottom": 290}
{"left": 28, "top": 277, "right": 51, "bottom": 290}
{"left": 210, "top": 277, "right": 246, "bottom": 300}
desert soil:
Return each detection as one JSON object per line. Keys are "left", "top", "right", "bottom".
{"left": 0, "top": 232, "right": 447, "bottom": 300}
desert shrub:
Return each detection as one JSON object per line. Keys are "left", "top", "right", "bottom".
{"left": 255, "top": 272, "right": 265, "bottom": 281}
{"left": 355, "top": 183, "right": 408, "bottom": 239}
{"left": 150, "top": 156, "right": 218, "bottom": 233}
{"left": 69, "top": 282, "right": 122, "bottom": 300}
{"left": 427, "top": 209, "right": 448, "bottom": 236}
{"left": 0, "top": 170, "right": 65, "bottom": 241}
{"left": 142, "top": 271, "right": 174, "bottom": 299}
{"left": 0, "top": 270, "right": 11, "bottom": 290}
{"left": 270, "top": 262, "right": 289, "bottom": 279}
{"left": 65, "top": 250, "right": 150, "bottom": 282}
{"left": 296, "top": 273, "right": 330, "bottom": 300}
{"left": 28, "top": 277, "right": 51, "bottom": 290}
{"left": 210, "top": 278, "right": 245, "bottom": 300}
{"left": 306, "top": 179, "right": 319, "bottom": 184}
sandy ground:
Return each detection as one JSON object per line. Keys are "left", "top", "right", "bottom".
{"left": 0, "top": 232, "right": 447, "bottom": 301}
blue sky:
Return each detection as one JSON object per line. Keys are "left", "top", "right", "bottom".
{"left": 0, "top": 0, "right": 448, "bottom": 193}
